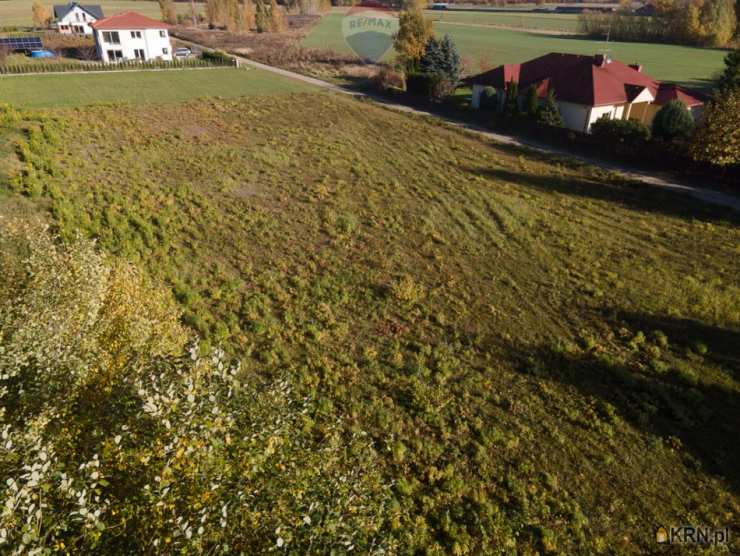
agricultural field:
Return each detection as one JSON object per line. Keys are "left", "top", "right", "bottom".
{"left": 426, "top": 9, "right": 580, "bottom": 33}
{"left": 304, "top": 11, "right": 727, "bottom": 87}
{"left": 0, "top": 0, "right": 203, "bottom": 27}
{"left": 0, "top": 67, "right": 311, "bottom": 107}
{"left": 0, "top": 91, "right": 738, "bottom": 553}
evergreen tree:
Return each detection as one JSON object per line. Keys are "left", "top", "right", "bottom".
{"left": 504, "top": 79, "right": 519, "bottom": 115}
{"left": 417, "top": 35, "right": 461, "bottom": 99}
{"left": 525, "top": 84, "right": 539, "bottom": 116}
{"left": 652, "top": 99, "right": 694, "bottom": 140}
{"left": 419, "top": 35, "right": 461, "bottom": 83}
{"left": 717, "top": 48, "right": 740, "bottom": 93}
{"left": 536, "top": 89, "right": 564, "bottom": 127}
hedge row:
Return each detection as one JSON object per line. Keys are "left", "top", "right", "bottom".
{"left": 0, "top": 56, "right": 236, "bottom": 75}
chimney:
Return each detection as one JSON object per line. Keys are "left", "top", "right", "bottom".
{"left": 629, "top": 63, "right": 643, "bottom": 72}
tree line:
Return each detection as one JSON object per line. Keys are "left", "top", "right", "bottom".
{"left": 578, "top": 0, "right": 738, "bottom": 47}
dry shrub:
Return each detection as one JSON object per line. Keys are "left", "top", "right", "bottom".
{"left": 371, "top": 66, "right": 405, "bottom": 92}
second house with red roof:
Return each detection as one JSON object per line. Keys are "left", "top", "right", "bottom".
{"left": 91, "top": 11, "right": 173, "bottom": 63}
{"left": 465, "top": 53, "right": 706, "bottom": 134}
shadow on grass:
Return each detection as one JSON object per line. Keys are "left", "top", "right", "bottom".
{"left": 512, "top": 319, "right": 740, "bottom": 491}
{"left": 463, "top": 164, "right": 740, "bottom": 224}
{"left": 617, "top": 311, "right": 740, "bottom": 381}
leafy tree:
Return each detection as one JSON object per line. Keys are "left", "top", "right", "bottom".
{"left": 31, "top": 1, "right": 50, "bottom": 29}
{"left": 578, "top": 0, "right": 737, "bottom": 47}
{"left": 157, "top": 0, "right": 177, "bottom": 24}
{"left": 206, "top": 0, "right": 228, "bottom": 28}
{"left": 504, "top": 79, "right": 519, "bottom": 115}
{"left": 691, "top": 88, "right": 740, "bottom": 166}
{"left": 536, "top": 89, "right": 564, "bottom": 127}
{"left": 394, "top": 6, "right": 433, "bottom": 72}
{"left": 697, "top": 0, "right": 737, "bottom": 47}
{"left": 717, "top": 48, "right": 740, "bottom": 93}
{"left": 0, "top": 219, "right": 393, "bottom": 554}
{"left": 525, "top": 84, "right": 539, "bottom": 116}
{"left": 268, "top": 0, "right": 288, "bottom": 32}
{"left": 652, "top": 99, "right": 694, "bottom": 140}
{"left": 235, "top": 0, "right": 256, "bottom": 31}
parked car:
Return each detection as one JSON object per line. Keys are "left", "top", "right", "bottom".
{"left": 174, "top": 47, "right": 192, "bottom": 60}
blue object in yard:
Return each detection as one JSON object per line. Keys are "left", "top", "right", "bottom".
{"left": 30, "top": 50, "right": 55, "bottom": 58}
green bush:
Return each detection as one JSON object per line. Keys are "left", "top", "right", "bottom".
{"left": 525, "top": 84, "right": 539, "bottom": 116}
{"left": 201, "top": 49, "right": 235, "bottom": 65}
{"left": 591, "top": 115, "right": 651, "bottom": 144}
{"left": 478, "top": 86, "right": 497, "bottom": 110}
{"left": 652, "top": 99, "right": 694, "bottom": 141}
{"left": 504, "top": 79, "right": 519, "bottom": 115}
{"left": 406, "top": 72, "right": 438, "bottom": 96}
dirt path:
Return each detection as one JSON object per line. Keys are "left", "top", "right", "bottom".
{"left": 178, "top": 37, "right": 740, "bottom": 213}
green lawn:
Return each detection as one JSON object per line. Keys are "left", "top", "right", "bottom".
{"left": 0, "top": 0, "right": 203, "bottom": 27}
{"left": 426, "top": 9, "right": 580, "bottom": 33}
{"left": 1, "top": 92, "right": 738, "bottom": 553}
{"left": 0, "top": 67, "right": 313, "bottom": 107}
{"left": 304, "top": 11, "right": 727, "bottom": 87}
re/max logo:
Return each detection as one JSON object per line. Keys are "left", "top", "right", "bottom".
{"left": 348, "top": 17, "right": 393, "bottom": 30}
{"left": 656, "top": 525, "right": 730, "bottom": 545}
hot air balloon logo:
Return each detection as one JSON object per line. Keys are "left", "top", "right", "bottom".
{"left": 342, "top": 3, "right": 399, "bottom": 63}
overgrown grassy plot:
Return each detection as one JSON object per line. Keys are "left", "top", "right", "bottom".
{"left": 2, "top": 96, "right": 739, "bottom": 553}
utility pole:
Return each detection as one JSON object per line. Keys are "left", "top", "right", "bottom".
{"left": 191, "top": 0, "right": 198, "bottom": 26}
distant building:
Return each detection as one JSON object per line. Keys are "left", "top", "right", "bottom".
{"left": 90, "top": 12, "right": 173, "bottom": 63}
{"left": 465, "top": 52, "right": 705, "bottom": 133}
{"left": 54, "top": 2, "right": 104, "bottom": 35}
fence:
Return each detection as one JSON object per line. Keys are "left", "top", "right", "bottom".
{"left": 0, "top": 56, "right": 237, "bottom": 75}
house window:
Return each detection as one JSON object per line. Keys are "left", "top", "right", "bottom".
{"left": 73, "top": 25, "right": 84, "bottom": 34}
{"left": 76, "top": 12, "right": 81, "bottom": 21}
{"left": 102, "top": 31, "right": 120, "bottom": 44}
{"left": 159, "top": 30, "right": 167, "bottom": 38}
{"left": 82, "top": 13, "right": 87, "bottom": 21}
{"left": 106, "top": 50, "right": 123, "bottom": 61}
{"left": 134, "top": 49, "right": 145, "bottom": 60}
{"left": 131, "top": 31, "right": 142, "bottom": 39}
{"left": 162, "top": 47, "right": 169, "bottom": 55}
{"left": 59, "top": 25, "right": 69, "bottom": 31}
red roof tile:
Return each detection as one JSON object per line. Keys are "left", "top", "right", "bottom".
{"left": 654, "top": 83, "right": 706, "bottom": 107}
{"left": 465, "top": 52, "right": 704, "bottom": 109}
{"left": 90, "top": 11, "right": 172, "bottom": 30}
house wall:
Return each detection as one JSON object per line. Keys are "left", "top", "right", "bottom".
{"left": 555, "top": 101, "right": 591, "bottom": 133}
{"left": 57, "top": 6, "right": 97, "bottom": 35}
{"left": 95, "top": 28, "right": 173, "bottom": 63}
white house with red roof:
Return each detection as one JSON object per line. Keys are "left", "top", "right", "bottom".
{"left": 91, "top": 12, "right": 173, "bottom": 63}
{"left": 465, "top": 53, "right": 705, "bottom": 133}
